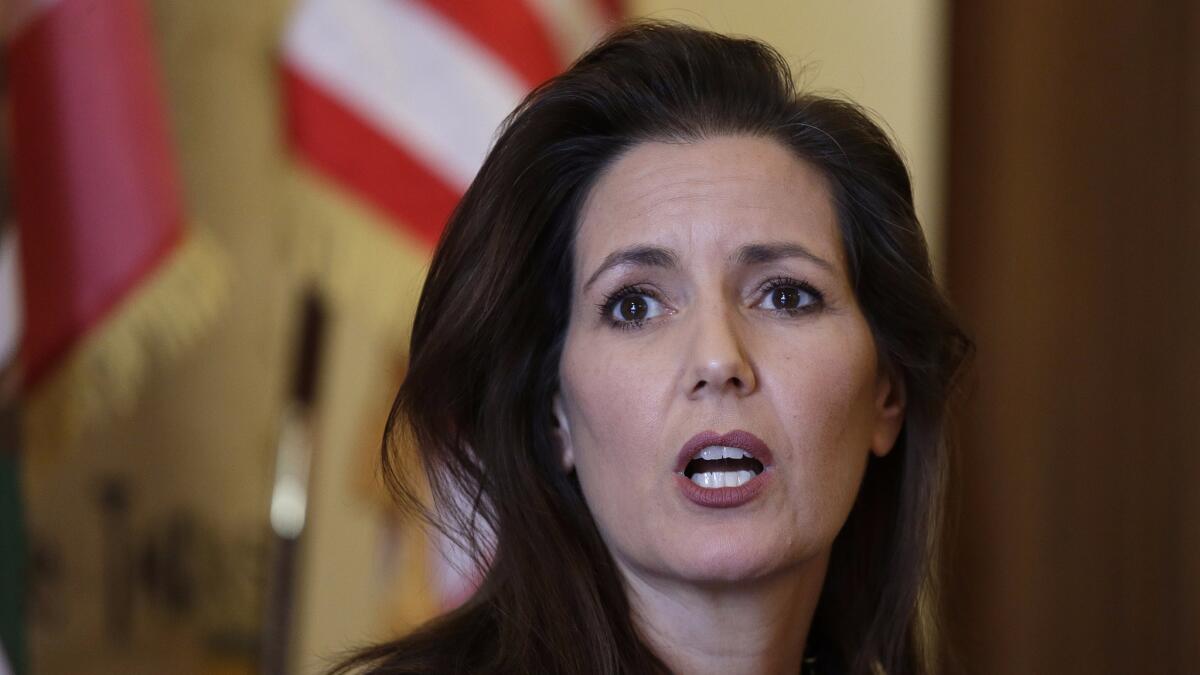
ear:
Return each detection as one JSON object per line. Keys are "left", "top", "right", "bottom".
{"left": 870, "top": 362, "right": 907, "bottom": 458}
{"left": 551, "top": 393, "right": 575, "bottom": 471}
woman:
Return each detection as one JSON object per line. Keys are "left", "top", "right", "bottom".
{"left": 337, "top": 21, "right": 970, "bottom": 675}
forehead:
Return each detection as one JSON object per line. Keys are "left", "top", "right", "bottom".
{"left": 574, "top": 135, "right": 843, "bottom": 277}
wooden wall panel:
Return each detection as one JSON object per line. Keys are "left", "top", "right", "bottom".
{"left": 943, "top": 2, "right": 1200, "bottom": 674}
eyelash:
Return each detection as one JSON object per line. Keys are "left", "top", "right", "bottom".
{"left": 597, "top": 284, "right": 660, "bottom": 331}
{"left": 757, "top": 276, "right": 825, "bottom": 317}
{"left": 597, "top": 277, "right": 825, "bottom": 330}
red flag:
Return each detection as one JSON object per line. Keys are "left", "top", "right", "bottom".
{"left": 6, "top": 0, "right": 228, "bottom": 451}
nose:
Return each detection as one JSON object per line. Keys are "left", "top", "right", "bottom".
{"left": 685, "top": 304, "right": 757, "bottom": 399}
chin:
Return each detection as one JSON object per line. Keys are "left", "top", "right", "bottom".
{"left": 656, "top": 526, "right": 806, "bottom": 586}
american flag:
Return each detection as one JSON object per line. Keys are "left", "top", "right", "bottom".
{"left": 279, "top": 0, "right": 621, "bottom": 616}
{"left": 281, "top": 0, "right": 620, "bottom": 248}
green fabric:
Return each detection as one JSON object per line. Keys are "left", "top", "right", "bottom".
{"left": 0, "top": 429, "right": 26, "bottom": 675}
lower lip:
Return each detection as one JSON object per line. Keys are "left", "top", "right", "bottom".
{"left": 675, "top": 470, "right": 771, "bottom": 508}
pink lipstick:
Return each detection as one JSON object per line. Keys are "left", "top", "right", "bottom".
{"left": 674, "top": 430, "right": 774, "bottom": 508}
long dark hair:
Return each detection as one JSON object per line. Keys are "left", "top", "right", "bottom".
{"left": 333, "top": 20, "right": 970, "bottom": 675}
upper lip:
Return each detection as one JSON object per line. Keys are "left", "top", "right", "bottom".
{"left": 674, "top": 430, "right": 775, "bottom": 473}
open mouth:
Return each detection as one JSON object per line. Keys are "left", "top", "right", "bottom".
{"left": 683, "top": 446, "right": 765, "bottom": 488}
{"left": 674, "top": 430, "right": 773, "bottom": 508}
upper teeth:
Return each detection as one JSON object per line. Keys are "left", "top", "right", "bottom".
{"left": 694, "top": 446, "right": 753, "bottom": 461}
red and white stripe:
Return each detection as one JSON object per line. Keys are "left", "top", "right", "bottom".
{"left": 280, "top": 0, "right": 620, "bottom": 611}
{"left": 281, "top": 0, "right": 619, "bottom": 246}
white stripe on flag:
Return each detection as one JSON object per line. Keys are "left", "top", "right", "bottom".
{"left": 282, "top": 0, "right": 529, "bottom": 192}
{"left": 0, "top": 227, "right": 21, "bottom": 370}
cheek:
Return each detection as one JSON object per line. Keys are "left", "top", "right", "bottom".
{"left": 558, "top": 333, "right": 668, "bottom": 480}
{"left": 766, "top": 323, "right": 880, "bottom": 507}
{"left": 781, "top": 319, "right": 878, "bottom": 436}
{"left": 557, "top": 332, "right": 681, "bottom": 565}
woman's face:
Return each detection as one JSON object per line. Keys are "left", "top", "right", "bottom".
{"left": 554, "top": 135, "right": 905, "bottom": 586}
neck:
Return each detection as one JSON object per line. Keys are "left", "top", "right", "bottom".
{"left": 620, "top": 554, "right": 829, "bottom": 675}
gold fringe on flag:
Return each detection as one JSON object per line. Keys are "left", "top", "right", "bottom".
{"left": 283, "top": 163, "right": 433, "bottom": 350}
{"left": 23, "top": 230, "right": 231, "bottom": 456}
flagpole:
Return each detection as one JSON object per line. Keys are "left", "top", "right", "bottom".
{"left": 261, "top": 291, "right": 327, "bottom": 675}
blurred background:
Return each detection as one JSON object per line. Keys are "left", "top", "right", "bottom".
{"left": 0, "top": 1, "right": 1195, "bottom": 674}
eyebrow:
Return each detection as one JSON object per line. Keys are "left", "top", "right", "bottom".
{"left": 582, "top": 240, "right": 836, "bottom": 292}
{"left": 583, "top": 245, "right": 680, "bottom": 292}
{"left": 732, "top": 241, "right": 836, "bottom": 273}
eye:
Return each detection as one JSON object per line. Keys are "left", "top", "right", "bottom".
{"left": 600, "top": 285, "right": 667, "bottom": 328}
{"left": 757, "top": 277, "right": 823, "bottom": 314}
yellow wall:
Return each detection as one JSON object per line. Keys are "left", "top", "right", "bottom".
{"left": 628, "top": 1, "right": 949, "bottom": 260}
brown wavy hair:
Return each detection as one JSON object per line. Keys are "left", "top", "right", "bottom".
{"left": 333, "top": 20, "right": 971, "bottom": 675}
